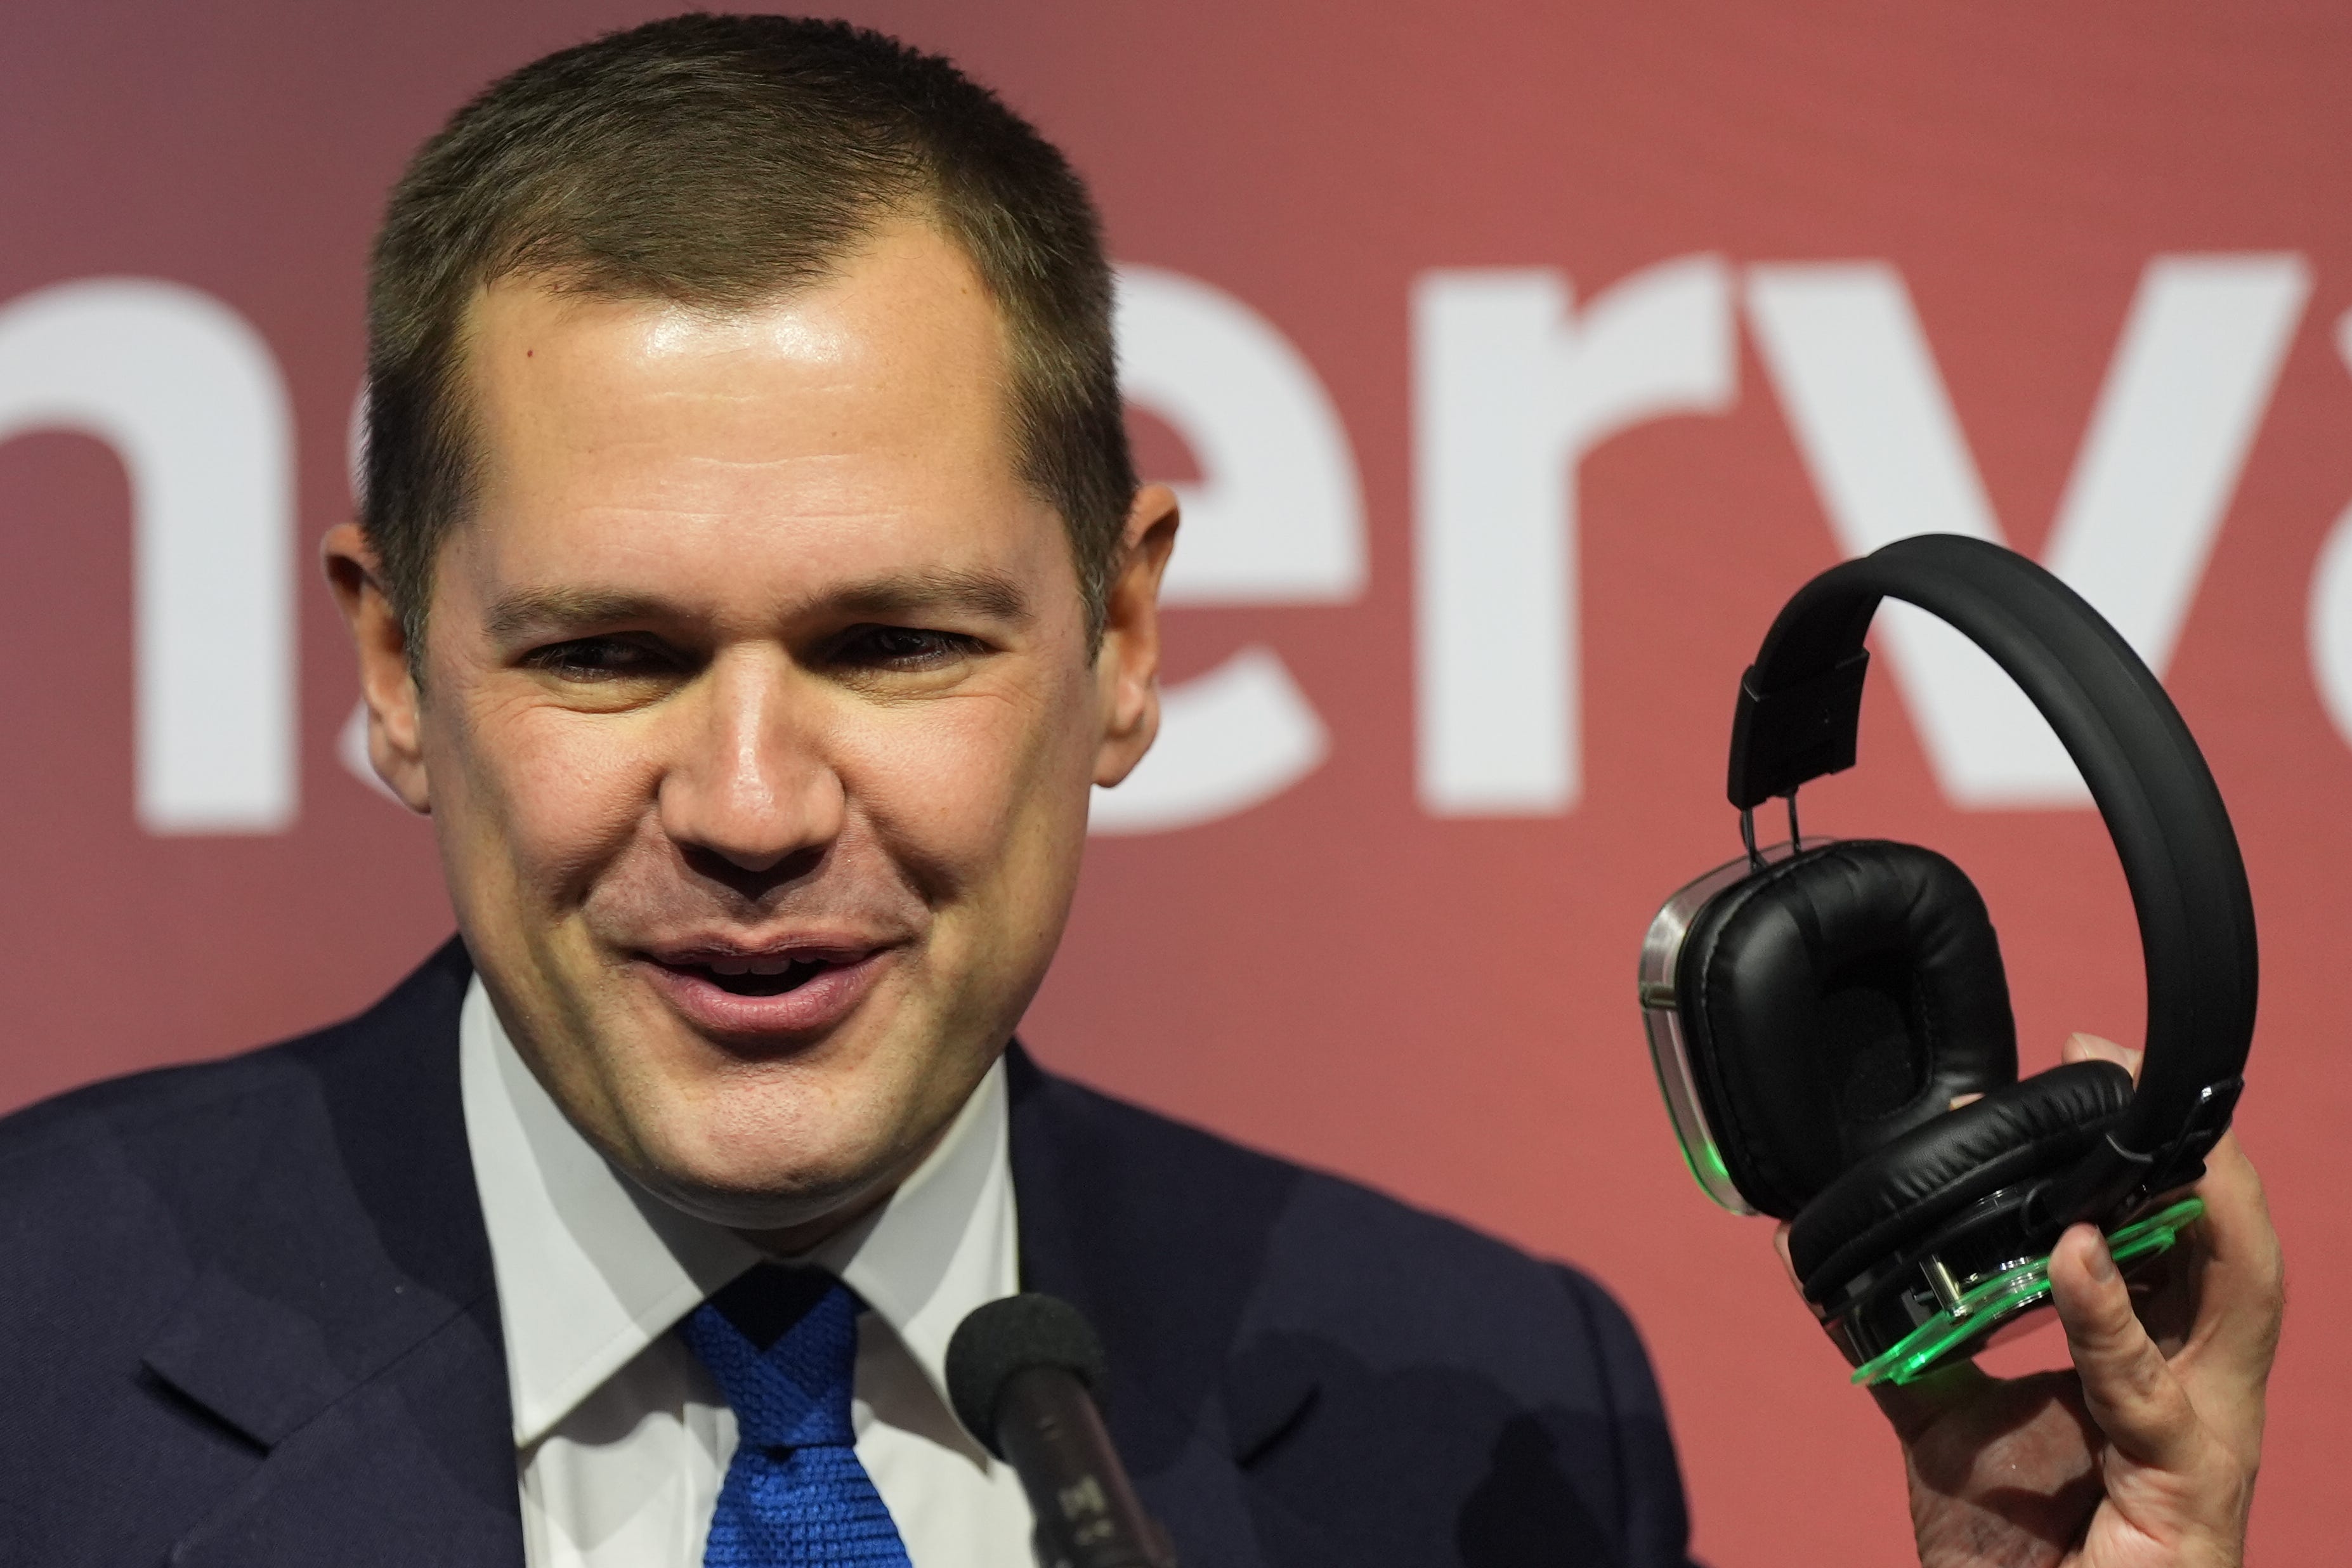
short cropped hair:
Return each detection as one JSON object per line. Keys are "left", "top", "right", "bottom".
{"left": 363, "top": 12, "right": 1135, "bottom": 656}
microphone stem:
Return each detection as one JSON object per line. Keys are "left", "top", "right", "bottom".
{"left": 996, "top": 1366, "right": 1175, "bottom": 1568}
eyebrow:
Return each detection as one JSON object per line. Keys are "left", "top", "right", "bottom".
{"left": 485, "top": 587, "right": 667, "bottom": 641}
{"left": 483, "top": 567, "right": 1035, "bottom": 641}
{"left": 830, "top": 567, "right": 1033, "bottom": 626}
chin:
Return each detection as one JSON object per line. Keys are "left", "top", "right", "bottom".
{"left": 629, "top": 1085, "right": 911, "bottom": 1233}
{"left": 636, "top": 1145, "right": 886, "bottom": 1233}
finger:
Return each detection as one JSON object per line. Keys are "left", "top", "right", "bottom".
{"left": 2050, "top": 1222, "right": 2201, "bottom": 1470}
{"left": 2061, "top": 1031, "right": 2143, "bottom": 1083}
{"left": 2178, "top": 1128, "right": 2286, "bottom": 1382}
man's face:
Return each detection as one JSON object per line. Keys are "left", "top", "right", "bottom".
{"left": 329, "top": 216, "right": 1172, "bottom": 1238}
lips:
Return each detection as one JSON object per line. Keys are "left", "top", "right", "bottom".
{"left": 685, "top": 951, "right": 839, "bottom": 996}
{"left": 636, "top": 939, "right": 894, "bottom": 1040}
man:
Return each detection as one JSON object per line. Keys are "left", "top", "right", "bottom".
{"left": 0, "top": 15, "right": 2280, "bottom": 1568}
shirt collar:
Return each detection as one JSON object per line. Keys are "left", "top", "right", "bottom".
{"left": 457, "top": 976, "right": 1019, "bottom": 1447}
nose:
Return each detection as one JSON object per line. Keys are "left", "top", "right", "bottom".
{"left": 656, "top": 650, "right": 845, "bottom": 878}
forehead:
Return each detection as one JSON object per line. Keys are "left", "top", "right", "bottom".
{"left": 449, "top": 218, "right": 1055, "bottom": 604}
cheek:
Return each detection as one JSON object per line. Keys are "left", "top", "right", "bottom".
{"left": 433, "top": 694, "right": 661, "bottom": 909}
{"left": 845, "top": 670, "right": 1098, "bottom": 903}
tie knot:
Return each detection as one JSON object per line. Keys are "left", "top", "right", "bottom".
{"left": 679, "top": 1267, "right": 861, "bottom": 1452}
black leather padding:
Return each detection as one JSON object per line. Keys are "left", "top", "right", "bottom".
{"left": 1676, "top": 840, "right": 2016, "bottom": 1218}
{"left": 1789, "top": 1059, "right": 2135, "bottom": 1301}
{"left": 1730, "top": 535, "right": 2256, "bottom": 1163}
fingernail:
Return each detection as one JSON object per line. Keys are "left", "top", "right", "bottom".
{"left": 2084, "top": 1234, "right": 2117, "bottom": 1283}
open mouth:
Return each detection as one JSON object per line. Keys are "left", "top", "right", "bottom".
{"left": 639, "top": 941, "right": 891, "bottom": 1035}
{"left": 668, "top": 955, "right": 844, "bottom": 997}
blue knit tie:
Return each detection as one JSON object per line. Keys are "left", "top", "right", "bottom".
{"left": 677, "top": 1267, "right": 913, "bottom": 1568}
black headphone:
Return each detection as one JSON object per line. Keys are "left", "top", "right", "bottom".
{"left": 1639, "top": 533, "right": 2256, "bottom": 1384}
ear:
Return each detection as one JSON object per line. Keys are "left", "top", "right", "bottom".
{"left": 1092, "top": 484, "right": 1180, "bottom": 788}
{"left": 322, "top": 522, "right": 432, "bottom": 814}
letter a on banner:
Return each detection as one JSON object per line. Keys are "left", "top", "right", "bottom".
{"left": 1747, "top": 255, "right": 2307, "bottom": 807}
{"left": 2304, "top": 310, "right": 2352, "bottom": 754}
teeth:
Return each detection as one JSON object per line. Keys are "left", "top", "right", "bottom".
{"left": 701, "top": 955, "right": 822, "bottom": 977}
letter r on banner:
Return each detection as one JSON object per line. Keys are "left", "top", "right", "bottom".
{"left": 1413, "top": 256, "right": 1736, "bottom": 816}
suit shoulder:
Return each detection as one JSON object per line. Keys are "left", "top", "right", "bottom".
{"left": 1008, "top": 1050, "right": 1307, "bottom": 1211}
{"left": 1010, "top": 1054, "right": 1640, "bottom": 1358}
{"left": 1013, "top": 1056, "right": 1694, "bottom": 1567}
{"left": 0, "top": 1039, "right": 310, "bottom": 1178}
{"left": 0, "top": 940, "right": 469, "bottom": 1207}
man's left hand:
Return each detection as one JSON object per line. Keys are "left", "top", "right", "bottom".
{"left": 1800, "top": 1033, "right": 2284, "bottom": 1567}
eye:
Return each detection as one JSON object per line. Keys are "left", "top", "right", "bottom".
{"left": 833, "top": 625, "right": 988, "bottom": 670}
{"left": 522, "top": 634, "right": 686, "bottom": 682}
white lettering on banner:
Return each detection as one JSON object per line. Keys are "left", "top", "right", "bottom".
{"left": 0, "top": 279, "right": 296, "bottom": 833}
{"left": 16, "top": 258, "right": 2312, "bottom": 835}
{"left": 339, "top": 696, "right": 400, "bottom": 802}
{"left": 1090, "top": 265, "right": 1366, "bottom": 835}
{"left": 1746, "top": 255, "right": 2308, "bottom": 807}
{"left": 1412, "top": 257, "right": 1736, "bottom": 817}
{"left": 2305, "top": 311, "right": 2352, "bottom": 751}
{"left": 1086, "top": 646, "right": 1328, "bottom": 834}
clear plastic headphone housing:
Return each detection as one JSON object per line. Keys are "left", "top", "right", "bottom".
{"left": 1637, "top": 839, "right": 1816, "bottom": 1215}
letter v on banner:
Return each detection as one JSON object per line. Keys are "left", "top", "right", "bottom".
{"left": 1746, "top": 255, "right": 2308, "bottom": 807}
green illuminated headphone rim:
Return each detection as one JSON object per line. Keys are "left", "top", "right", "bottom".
{"left": 1850, "top": 1196, "right": 2204, "bottom": 1388}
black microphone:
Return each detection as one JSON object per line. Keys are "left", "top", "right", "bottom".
{"left": 946, "top": 1293, "right": 1177, "bottom": 1568}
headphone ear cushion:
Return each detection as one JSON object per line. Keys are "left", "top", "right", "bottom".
{"left": 1786, "top": 1059, "right": 2135, "bottom": 1302}
{"left": 1677, "top": 840, "right": 2018, "bottom": 1217}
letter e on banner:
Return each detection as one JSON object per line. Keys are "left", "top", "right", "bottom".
{"left": 1090, "top": 265, "right": 1366, "bottom": 835}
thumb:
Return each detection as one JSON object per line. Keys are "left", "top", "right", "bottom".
{"left": 2050, "top": 1223, "right": 2200, "bottom": 1471}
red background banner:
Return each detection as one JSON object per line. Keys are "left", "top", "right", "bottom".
{"left": 5, "top": 4, "right": 2349, "bottom": 1561}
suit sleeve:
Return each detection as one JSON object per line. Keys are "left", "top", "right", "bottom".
{"left": 1551, "top": 1265, "right": 1704, "bottom": 1568}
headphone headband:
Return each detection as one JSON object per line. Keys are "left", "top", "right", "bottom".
{"left": 1724, "top": 534, "right": 2255, "bottom": 1213}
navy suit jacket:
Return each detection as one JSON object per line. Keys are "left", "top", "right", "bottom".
{"left": 0, "top": 941, "right": 1695, "bottom": 1566}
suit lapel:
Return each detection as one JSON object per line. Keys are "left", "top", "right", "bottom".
{"left": 141, "top": 941, "right": 525, "bottom": 1567}
{"left": 1003, "top": 1043, "right": 1342, "bottom": 1568}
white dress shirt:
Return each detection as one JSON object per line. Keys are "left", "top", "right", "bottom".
{"left": 457, "top": 977, "right": 1038, "bottom": 1567}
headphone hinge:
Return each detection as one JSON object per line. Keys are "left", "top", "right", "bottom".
{"left": 2022, "top": 1139, "right": 2154, "bottom": 1239}
{"left": 1726, "top": 651, "right": 1869, "bottom": 809}
{"left": 2133, "top": 1076, "right": 2245, "bottom": 1199}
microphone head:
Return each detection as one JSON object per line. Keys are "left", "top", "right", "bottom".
{"left": 946, "top": 1291, "right": 1108, "bottom": 1458}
